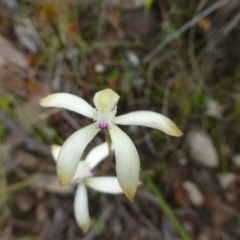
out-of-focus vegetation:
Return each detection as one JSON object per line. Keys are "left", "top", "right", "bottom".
{"left": 0, "top": 0, "right": 240, "bottom": 239}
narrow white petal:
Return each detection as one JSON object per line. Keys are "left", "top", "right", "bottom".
{"left": 74, "top": 183, "right": 90, "bottom": 233}
{"left": 71, "top": 161, "right": 92, "bottom": 183}
{"left": 51, "top": 145, "right": 92, "bottom": 183}
{"left": 85, "top": 142, "right": 112, "bottom": 168}
{"left": 85, "top": 177, "right": 123, "bottom": 194}
{"left": 114, "top": 111, "right": 183, "bottom": 137}
{"left": 51, "top": 144, "right": 61, "bottom": 162}
{"left": 39, "top": 93, "right": 95, "bottom": 119}
{"left": 109, "top": 125, "right": 140, "bottom": 201}
{"left": 57, "top": 124, "right": 100, "bottom": 186}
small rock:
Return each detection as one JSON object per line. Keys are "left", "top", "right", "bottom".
{"left": 179, "top": 157, "right": 188, "bottom": 165}
{"left": 94, "top": 63, "right": 105, "bottom": 73}
{"left": 187, "top": 130, "right": 219, "bottom": 168}
{"left": 125, "top": 50, "right": 140, "bottom": 66}
{"left": 198, "top": 233, "right": 211, "bottom": 240}
{"left": 218, "top": 173, "right": 236, "bottom": 189}
{"left": 205, "top": 98, "right": 224, "bottom": 119}
{"left": 232, "top": 154, "right": 240, "bottom": 167}
{"left": 182, "top": 181, "right": 204, "bottom": 207}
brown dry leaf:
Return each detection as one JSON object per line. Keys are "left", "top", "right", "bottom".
{"left": 37, "top": 2, "right": 60, "bottom": 23}
{"left": 198, "top": 18, "right": 212, "bottom": 32}
{"left": 0, "top": 67, "right": 51, "bottom": 112}
{"left": 174, "top": 182, "right": 190, "bottom": 207}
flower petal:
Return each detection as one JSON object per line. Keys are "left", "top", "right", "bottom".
{"left": 74, "top": 183, "right": 90, "bottom": 233}
{"left": 51, "top": 144, "right": 61, "bottom": 162}
{"left": 109, "top": 125, "right": 140, "bottom": 201}
{"left": 85, "top": 177, "right": 123, "bottom": 194}
{"left": 39, "top": 93, "right": 95, "bottom": 119}
{"left": 51, "top": 145, "right": 92, "bottom": 183}
{"left": 71, "top": 161, "right": 92, "bottom": 183}
{"left": 85, "top": 142, "right": 112, "bottom": 169}
{"left": 57, "top": 124, "right": 100, "bottom": 186}
{"left": 114, "top": 111, "right": 183, "bottom": 137}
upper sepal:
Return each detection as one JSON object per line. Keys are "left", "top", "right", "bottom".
{"left": 93, "top": 89, "right": 120, "bottom": 113}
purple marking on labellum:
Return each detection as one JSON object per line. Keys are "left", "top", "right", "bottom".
{"left": 98, "top": 123, "right": 109, "bottom": 130}
{"left": 89, "top": 169, "right": 93, "bottom": 175}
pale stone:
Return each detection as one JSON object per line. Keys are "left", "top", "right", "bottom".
{"left": 218, "top": 173, "right": 236, "bottom": 189}
{"left": 187, "top": 130, "right": 219, "bottom": 168}
{"left": 183, "top": 181, "right": 204, "bottom": 206}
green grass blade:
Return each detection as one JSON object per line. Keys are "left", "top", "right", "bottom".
{"left": 141, "top": 168, "right": 191, "bottom": 240}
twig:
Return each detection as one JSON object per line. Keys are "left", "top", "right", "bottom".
{"left": 82, "top": 205, "right": 114, "bottom": 240}
{"left": 207, "top": 11, "right": 240, "bottom": 50}
{"left": 0, "top": 110, "right": 51, "bottom": 156}
{"left": 188, "top": 0, "right": 208, "bottom": 89}
{"left": 142, "top": 0, "right": 230, "bottom": 65}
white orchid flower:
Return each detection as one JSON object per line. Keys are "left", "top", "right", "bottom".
{"left": 40, "top": 88, "right": 183, "bottom": 201}
{"left": 51, "top": 142, "right": 123, "bottom": 233}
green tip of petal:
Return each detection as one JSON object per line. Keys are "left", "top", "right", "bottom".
{"left": 124, "top": 189, "right": 136, "bottom": 202}
{"left": 164, "top": 118, "right": 183, "bottom": 137}
{"left": 172, "top": 126, "right": 183, "bottom": 137}
{"left": 81, "top": 224, "right": 90, "bottom": 234}
{"left": 124, "top": 182, "right": 141, "bottom": 201}
{"left": 170, "top": 125, "right": 184, "bottom": 137}
{"left": 39, "top": 96, "right": 49, "bottom": 107}
{"left": 58, "top": 170, "right": 71, "bottom": 186}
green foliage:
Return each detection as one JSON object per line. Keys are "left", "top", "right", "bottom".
{"left": 0, "top": 97, "right": 12, "bottom": 113}
{"left": 144, "top": 0, "right": 155, "bottom": 11}
{"left": 141, "top": 168, "right": 191, "bottom": 240}
{"left": 91, "top": 218, "right": 106, "bottom": 233}
{"left": 17, "top": 237, "right": 39, "bottom": 240}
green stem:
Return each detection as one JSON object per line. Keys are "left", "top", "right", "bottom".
{"left": 0, "top": 123, "right": 8, "bottom": 201}
{"left": 0, "top": 174, "right": 41, "bottom": 199}
{"left": 141, "top": 168, "right": 191, "bottom": 240}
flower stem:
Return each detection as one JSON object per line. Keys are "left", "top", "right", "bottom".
{"left": 141, "top": 168, "right": 191, "bottom": 240}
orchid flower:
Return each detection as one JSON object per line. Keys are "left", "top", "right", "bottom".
{"left": 40, "top": 89, "right": 183, "bottom": 201}
{"left": 51, "top": 142, "right": 123, "bottom": 233}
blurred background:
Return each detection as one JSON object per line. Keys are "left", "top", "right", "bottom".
{"left": 0, "top": 0, "right": 240, "bottom": 239}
